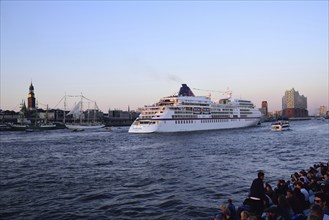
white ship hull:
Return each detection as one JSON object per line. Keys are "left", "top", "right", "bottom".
{"left": 129, "top": 118, "right": 260, "bottom": 133}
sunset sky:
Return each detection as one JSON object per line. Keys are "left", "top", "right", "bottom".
{"left": 1, "top": 1, "right": 328, "bottom": 114}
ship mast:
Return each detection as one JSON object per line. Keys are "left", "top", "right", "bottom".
{"left": 45, "top": 104, "right": 49, "bottom": 124}
{"left": 80, "top": 94, "right": 83, "bottom": 125}
{"left": 93, "top": 102, "right": 96, "bottom": 125}
{"left": 63, "top": 94, "right": 66, "bottom": 124}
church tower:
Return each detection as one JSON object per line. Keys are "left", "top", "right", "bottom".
{"left": 28, "top": 82, "right": 36, "bottom": 111}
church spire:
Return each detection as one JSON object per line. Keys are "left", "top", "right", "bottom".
{"left": 29, "top": 81, "right": 34, "bottom": 92}
{"left": 28, "top": 82, "right": 36, "bottom": 110}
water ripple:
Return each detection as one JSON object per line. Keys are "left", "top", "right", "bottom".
{"left": 0, "top": 120, "right": 328, "bottom": 219}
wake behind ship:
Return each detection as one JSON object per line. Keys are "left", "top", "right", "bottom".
{"left": 128, "top": 84, "right": 262, "bottom": 133}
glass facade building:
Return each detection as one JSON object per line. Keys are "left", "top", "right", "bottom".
{"left": 282, "top": 88, "right": 308, "bottom": 118}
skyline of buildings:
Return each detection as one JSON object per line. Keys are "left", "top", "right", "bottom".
{"left": 1, "top": 83, "right": 328, "bottom": 118}
{"left": 261, "top": 88, "right": 329, "bottom": 118}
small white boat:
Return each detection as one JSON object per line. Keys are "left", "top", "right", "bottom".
{"left": 38, "top": 123, "right": 57, "bottom": 129}
{"left": 8, "top": 123, "right": 29, "bottom": 131}
{"left": 271, "top": 120, "right": 290, "bottom": 131}
{"left": 65, "top": 124, "right": 105, "bottom": 130}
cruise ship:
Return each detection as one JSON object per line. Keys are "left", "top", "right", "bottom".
{"left": 128, "top": 84, "right": 262, "bottom": 133}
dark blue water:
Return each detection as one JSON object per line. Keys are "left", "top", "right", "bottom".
{"left": 1, "top": 120, "right": 328, "bottom": 219}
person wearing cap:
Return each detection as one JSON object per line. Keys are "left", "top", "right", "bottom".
{"left": 249, "top": 171, "right": 266, "bottom": 217}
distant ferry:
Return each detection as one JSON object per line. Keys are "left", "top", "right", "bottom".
{"left": 271, "top": 120, "right": 290, "bottom": 131}
{"left": 128, "top": 84, "right": 262, "bottom": 133}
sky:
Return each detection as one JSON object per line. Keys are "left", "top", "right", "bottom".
{"left": 1, "top": 1, "right": 328, "bottom": 115}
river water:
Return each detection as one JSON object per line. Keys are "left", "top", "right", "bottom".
{"left": 1, "top": 120, "right": 328, "bottom": 219}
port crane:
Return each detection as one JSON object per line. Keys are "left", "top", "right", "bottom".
{"left": 192, "top": 88, "right": 232, "bottom": 98}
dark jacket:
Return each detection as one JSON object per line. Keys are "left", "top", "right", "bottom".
{"left": 250, "top": 177, "right": 266, "bottom": 200}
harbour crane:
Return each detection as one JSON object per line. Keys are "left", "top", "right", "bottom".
{"left": 192, "top": 88, "right": 232, "bottom": 98}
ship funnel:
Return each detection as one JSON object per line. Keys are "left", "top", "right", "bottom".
{"left": 178, "top": 84, "right": 195, "bottom": 97}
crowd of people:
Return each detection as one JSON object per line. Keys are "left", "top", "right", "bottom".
{"left": 214, "top": 162, "right": 329, "bottom": 220}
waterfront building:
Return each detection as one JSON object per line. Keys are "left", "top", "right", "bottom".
{"left": 282, "top": 88, "right": 308, "bottom": 118}
{"left": 108, "top": 109, "right": 131, "bottom": 119}
{"left": 28, "top": 82, "right": 36, "bottom": 111}
{"left": 103, "top": 109, "right": 139, "bottom": 126}
{"left": 269, "top": 110, "right": 282, "bottom": 118}
{"left": 0, "top": 110, "right": 19, "bottom": 123}
{"left": 319, "top": 105, "right": 327, "bottom": 117}
{"left": 261, "top": 101, "right": 268, "bottom": 117}
{"left": 38, "top": 108, "right": 55, "bottom": 121}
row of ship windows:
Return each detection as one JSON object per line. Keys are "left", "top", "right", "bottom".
{"left": 142, "top": 109, "right": 252, "bottom": 114}
{"left": 172, "top": 115, "right": 231, "bottom": 118}
{"left": 140, "top": 111, "right": 253, "bottom": 117}
{"left": 173, "top": 111, "right": 229, "bottom": 115}
{"left": 172, "top": 115, "right": 250, "bottom": 118}
{"left": 139, "top": 114, "right": 251, "bottom": 120}
{"left": 172, "top": 109, "right": 252, "bottom": 113}
{"left": 171, "top": 108, "right": 235, "bottom": 112}
{"left": 174, "top": 112, "right": 231, "bottom": 115}
{"left": 138, "top": 118, "right": 254, "bottom": 125}
{"left": 139, "top": 116, "right": 160, "bottom": 119}
{"left": 179, "top": 103, "right": 210, "bottom": 106}
{"left": 139, "top": 121, "right": 157, "bottom": 124}
{"left": 201, "top": 119, "right": 230, "bottom": 123}
{"left": 143, "top": 111, "right": 164, "bottom": 115}
{"left": 175, "top": 119, "right": 230, "bottom": 124}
